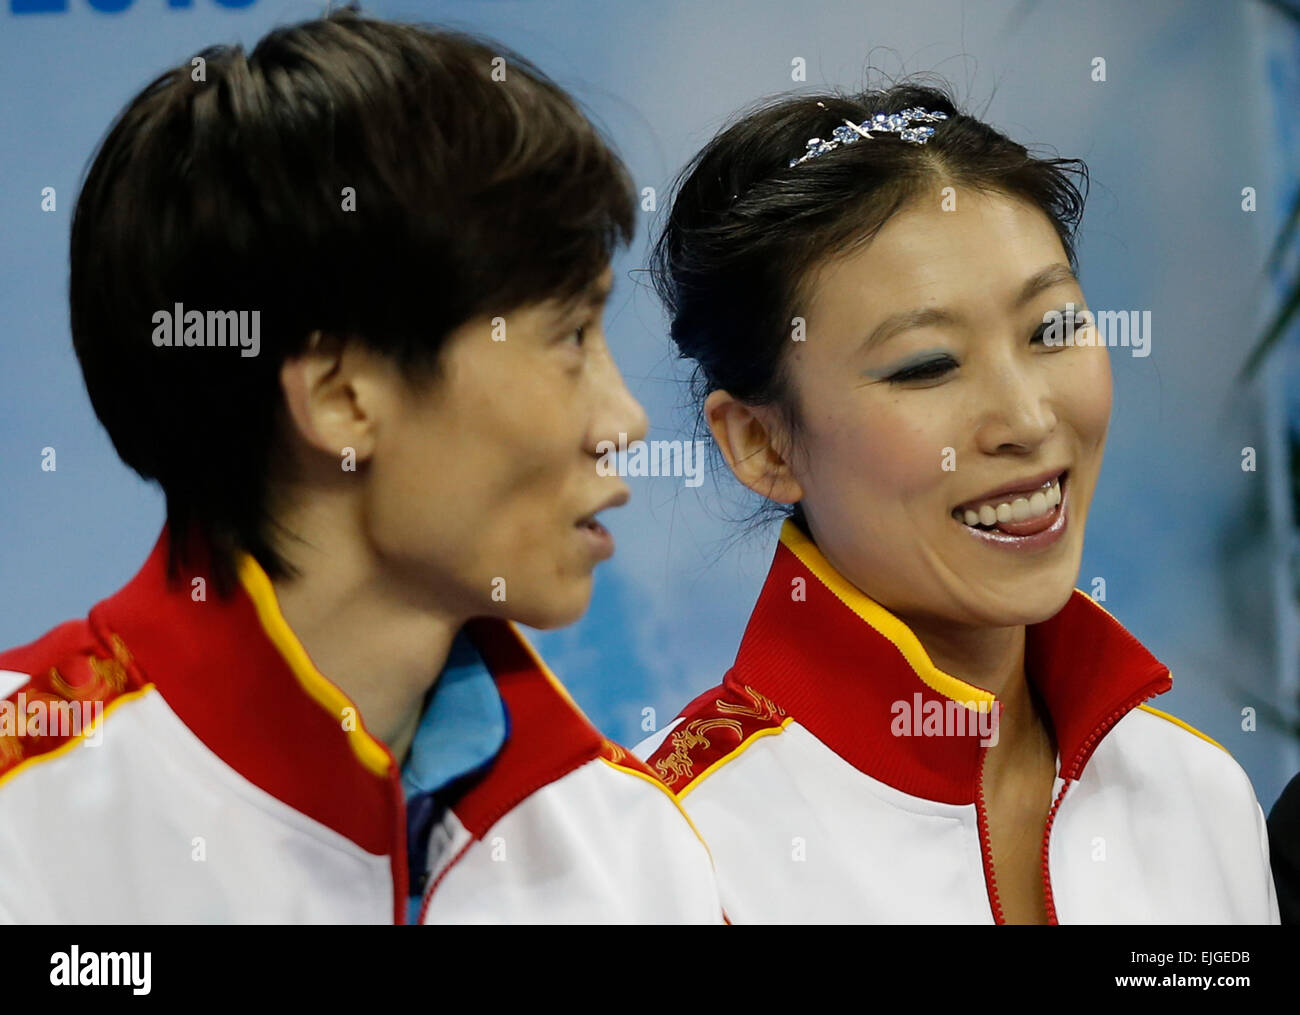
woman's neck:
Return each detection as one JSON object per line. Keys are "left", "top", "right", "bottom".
{"left": 901, "top": 615, "right": 1054, "bottom": 772}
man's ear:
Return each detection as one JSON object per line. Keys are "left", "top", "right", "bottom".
{"left": 704, "top": 389, "right": 804, "bottom": 504}
{"left": 279, "top": 331, "right": 384, "bottom": 463}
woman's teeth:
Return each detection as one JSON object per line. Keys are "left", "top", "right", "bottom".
{"left": 958, "top": 478, "right": 1062, "bottom": 529}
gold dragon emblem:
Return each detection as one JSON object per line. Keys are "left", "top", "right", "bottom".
{"left": 653, "top": 685, "right": 786, "bottom": 787}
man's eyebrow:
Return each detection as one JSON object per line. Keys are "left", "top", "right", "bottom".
{"left": 551, "top": 276, "right": 613, "bottom": 321}
{"left": 584, "top": 279, "right": 614, "bottom": 305}
{"left": 576, "top": 275, "right": 615, "bottom": 307}
{"left": 857, "top": 263, "right": 1080, "bottom": 353}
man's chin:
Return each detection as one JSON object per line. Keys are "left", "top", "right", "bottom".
{"left": 503, "top": 584, "right": 593, "bottom": 632}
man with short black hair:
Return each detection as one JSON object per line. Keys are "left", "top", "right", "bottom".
{"left": 0, "top": 8, "right": 721, "bottom": 924}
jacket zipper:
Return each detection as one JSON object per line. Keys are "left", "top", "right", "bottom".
{"left": 380, "top": 754, "right": 410, "bottom": 925}
{"left": 1039, "top": 778, "right": 1071, "bottom": 924}
{"left": 415, "top": 836, "right": 474, "bottom": 925}
{"left": 1038, "top": 682, "right": 1167, "bottom": 924}
{"left": 979, "top": 680, "right": 1165, "bottom": 926}
{"left": 973, "top": 745, "right": 1005, "bottom": 925}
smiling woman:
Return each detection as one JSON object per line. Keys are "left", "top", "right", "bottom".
{"left": 637, "top": 81, "right": 1279, "bottom": 925}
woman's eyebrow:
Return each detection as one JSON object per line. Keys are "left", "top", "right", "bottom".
{"left": 856, "top": 263, "right": 1080, "bottom": 353}
{"left": 859, "top": 306, "right": 959, "bottom": 354}
{"left": 1015, "top": 262, "right": 1079, "bottom": 307}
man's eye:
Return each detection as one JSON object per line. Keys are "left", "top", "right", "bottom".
{"left": 886, "top": 356, "right": 956, "bottom": 383}
{"left": 564, "top": 325, "right": 588, "bottom": 347}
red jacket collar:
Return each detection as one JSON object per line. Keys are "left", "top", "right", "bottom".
{"left": 91, "top": 527, "right": 405, "bottom": 860}
{"left": 725, "top": 521, "right": 1172, "bottom": 804}
{"left": 88, "top": 527, "right": 622, "bottom": 887}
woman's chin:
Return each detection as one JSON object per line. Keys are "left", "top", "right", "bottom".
{"left": 959, "top": 579, "right": 1079, "bottom": 629}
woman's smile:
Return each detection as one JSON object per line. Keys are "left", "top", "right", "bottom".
{"left": 953, "top": 471, "right": 1069, "bottom": 551}
{"left": 951, "top": 470, "right": 1069, "bottom": 551}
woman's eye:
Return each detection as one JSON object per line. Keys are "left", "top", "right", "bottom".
{"left": 1032, "top": 312, "right": 1084, "bottom": 346}
{"left": 886, "top": 356, "right": 957, "bottom": 383}
{"left": 563, "top": 324, "right": 589, "bottom": 348}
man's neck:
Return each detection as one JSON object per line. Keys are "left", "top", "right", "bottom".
{"left": 269, "top": 506, "right": 464, "bottom": 766}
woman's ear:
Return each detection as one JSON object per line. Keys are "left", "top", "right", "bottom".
{"left": 279, "top": 331, "right": 383, "bottom": 463}
{"left": 704, "top": 388, "right": 804, "bottom": 504}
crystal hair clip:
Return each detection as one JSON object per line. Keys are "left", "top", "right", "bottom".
{"left": 788, "top": 106, "right": 950, "bottom": 167}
